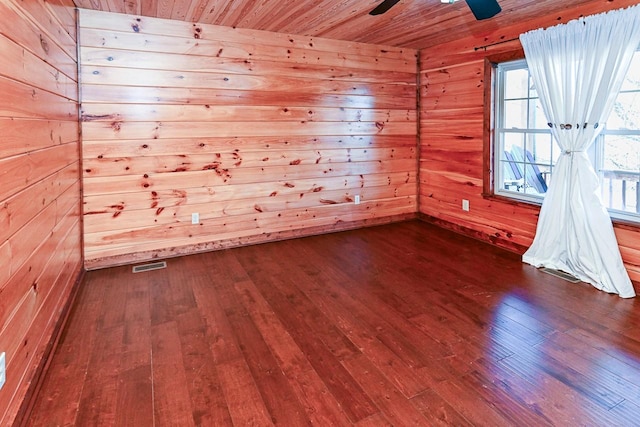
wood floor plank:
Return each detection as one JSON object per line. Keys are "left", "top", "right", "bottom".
{"left": 114, "top": 366, "right": 154, "bottom": 427}
{"left": 232, "top": 246, "right": 379, "bottom": 423}
{"left": 214, "top": 277, "right": 311, "bottom": 426}
{"left": 410, "top": 306, "right": 514, "bottom": 368}
{"left": 216, "top": 359, "right": 274, "bottom": 426}
{"left": 73, "top": 325, "right": 124, "bottom": 426}
{"left": 472, "top": 355, "right": 569, "bottom": 425}
{"left": 410, "top": 389, "right": 474, "bottom": 427}
{"left": 151, "top": 320, "right": 195, "bottom": 426}
{"left": 24, "top": 272, "right": 108, "bottom": 426}
{"left": 149, "top": 265, "right": 197, "bottom": 326}
{"left": 510, "top": 337, "right": 625, "bottom": 411}
{"left": 192, "top": 250, "right": 314, "bottom": 425}
{"left": 115, "top": 274, "right": 153, "bottom": 426}
{"left": 460, "top": 361, "right": 556, "bottom": 426}
{"left": 341, "top": 354, "right": 430, "bottom": 425}
{"left": 565, "top": 327, "right": 640, "bottom": 378}
{"left": 119, "top": 274, "right": 153, "bottom": 371}
{"left": 607, "top": 399, "right": 640, "bottom": 426}
{"left": 70, "top": 268, "right": 132, "bottom": 426}
{"left": 423, "top": 376, "right": 514, "bottom": 426}
{"left": 235, "top": 245, "right": 362, "bottom": 361}
{"left": 251, "top": 239, "right": 438, "bottom": 398}
{"left": 189, "top": 261, "right": 245, "bottom": 366}
{"left": 232, "top": 278, "right": 352, "bottom": 427}
{"left": 25, "top": 220, "right": 640, "bottom": 426}
{"left": 174, "top": 309, "right": 233, "bottom": 426}
{"left": 353, "top": 412, "right": 392, "bottom": 426}
{"left": 94, "top": 267, "right": 130, "bottom": 331}
{"left": 300, "top": 233, "right": 462, "bottom": 365}
{"left": 541, "top": 331, "right": 640, "bottom": 409}
{"left": 495, "top": 352, "right": 629, "bottom": 425}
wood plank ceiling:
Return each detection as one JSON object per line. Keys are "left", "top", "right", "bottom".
{"left": 72, "top": 0, "right": 609, "bottom": 49}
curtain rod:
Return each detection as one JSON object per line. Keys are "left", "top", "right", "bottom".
{"left": 474, "top": 37, "right": 520, "bottom": 51}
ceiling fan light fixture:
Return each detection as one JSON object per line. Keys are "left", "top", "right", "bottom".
{"left": 466, "top": 0, "right": 502, "bottom": 20}
{"left": 370, "top": 0, "right": 501, "bottom": 20}
{"left": 369, "top": 0, "right": 401, "bottom": 15}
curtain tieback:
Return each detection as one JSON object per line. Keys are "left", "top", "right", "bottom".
{"left": 548, "top": 122, "right": 599, "bottom": 130}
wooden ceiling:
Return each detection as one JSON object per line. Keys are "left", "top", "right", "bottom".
{"left": 72, "top": 0, "right": 627, "bottom": 49}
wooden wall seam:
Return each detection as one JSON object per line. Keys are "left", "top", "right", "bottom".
{"left": 76, "top": 6, "right": 86, "bottom": 263}
{"left": 415, "top": 49, "right": 422, "bottom": 215}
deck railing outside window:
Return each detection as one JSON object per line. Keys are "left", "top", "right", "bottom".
{"left": 601, "top": 170, "right": 640, "bottom": 214}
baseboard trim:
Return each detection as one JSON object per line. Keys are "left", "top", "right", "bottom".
{"left": 85, "top": 213, "right": 418, "bottom": 270}
{"left": 418, "top": 213, "right": 640, "bottom": 288}
{"left": 417, "top": 213, "right": 528, "bottom": 255}
{"left": 15, "top": 268, "right": 86, "bottom": 427}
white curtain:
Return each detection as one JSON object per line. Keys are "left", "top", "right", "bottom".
{"left": 519, "top": 5, "right": 640, "bottom": 298}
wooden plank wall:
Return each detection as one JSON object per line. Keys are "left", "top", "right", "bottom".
{"left": 0, "top": 0, "right": 81, "bottom": 424}
{"left": 419, "top": 0, "right": 640, "bottom": 283}
{"left": 79, "top": 9, "right": 418, "bottom": 269}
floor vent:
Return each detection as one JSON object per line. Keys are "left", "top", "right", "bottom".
{"left": 132, "top": 261, "right": 167, "bottom": 273}
{"left": 541, "top": 267, "right": 580, "bottom": 283}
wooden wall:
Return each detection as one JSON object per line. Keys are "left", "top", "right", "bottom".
{"left": 419, "top": 0, "right": 640, "bottom": 283}
{"left": 79, "top": 9, "right": 418, "bottom": 269}
{"left": 0, "top": 0, "right": 81, "bottom": 424}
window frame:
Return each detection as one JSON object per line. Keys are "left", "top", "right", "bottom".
{"left": 483, "top": 50, "right": 640, "bottom": 226}
{"left": 494, "top": 57, "right": 556, "bottom": 204}
{"left": 482, "top": 50, "right": 527, "bottom": 201}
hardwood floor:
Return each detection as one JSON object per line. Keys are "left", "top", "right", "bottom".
{"left": 25, "top": 220, "right": 640, "bottom": 426}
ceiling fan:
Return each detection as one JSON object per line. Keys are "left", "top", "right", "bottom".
{"left": 369, "top": 0, "right": 502, "bottom": 20}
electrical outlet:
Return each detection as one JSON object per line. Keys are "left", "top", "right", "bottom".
{"left": 0, "top": 352, "right": 6, "bottom": 390}
{"left": 354, "top": 195, "right": 361, "bottom": 205}
{"left": 191, "top": 213, "right": 199, "bottom": 224}
{"left": 462, "top": 199, "right": 470, "bottom": 211}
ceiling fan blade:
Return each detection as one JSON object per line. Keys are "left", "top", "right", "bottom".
{"left": 369, "top": 0, "right": 401, "bottom": 16}
{"left": 465, "top": 0, "right": 501, "bottom": 20}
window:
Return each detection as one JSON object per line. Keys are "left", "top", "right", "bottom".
{"left": 493, "top": 51, "right": 640, "bottom": 223}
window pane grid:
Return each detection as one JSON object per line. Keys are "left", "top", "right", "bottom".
{"left": 496, "top": 60, "right": 554, "bottom": 198}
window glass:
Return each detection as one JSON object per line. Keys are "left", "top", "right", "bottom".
{"left": 620, "top": 53, "right": 640, "bottom": 92}
{"left": 504, "top": 68, "right": 530, "bottom": 99}
{"left": 530, "top": 99, "right": 548, "bottom": 129}
{"left": 503, "top": 100, "right": 529, "bottom": 128}
{"left": 607, "top": 92, "right": 640, "bottom": 131}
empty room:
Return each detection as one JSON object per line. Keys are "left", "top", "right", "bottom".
{"left": 2, "top": 0, "right": 640, "bottom": 425}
